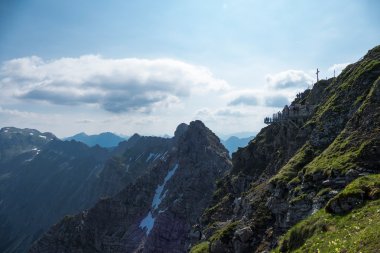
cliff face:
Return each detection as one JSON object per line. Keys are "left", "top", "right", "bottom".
{"left": 0, "top": 128, "right": 172, "bottom": 253}
{"left": 96, "top": 134, "right": 173, "bottom": 197}
{"left": 191, "top": 45, "right": 380, "bottom": 252}
{"left": 29, "top": 120, "right": 232, "bottom": 253}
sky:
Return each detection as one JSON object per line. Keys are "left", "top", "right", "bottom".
{"left": 0, "top": 0, "right": 379, "bottom": 138}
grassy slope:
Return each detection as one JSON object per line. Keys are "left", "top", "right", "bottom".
{"left": 190, "top": 241, "right": 210, "bottom": 253}
{"left": 271, "top": 47, "right": 380, "bottom": 253}
{"left": 190, "top": 45, "right": 380, "bottom": 253}
{"left": 271, "top": 59, "right": 380, "bottom": 186}
{"left": 274, "top": 175, "right": 380, "bottom": 253}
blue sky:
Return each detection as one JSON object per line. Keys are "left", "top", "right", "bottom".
{"left": 0, "top": 0, "right": 379, "bottom": 138}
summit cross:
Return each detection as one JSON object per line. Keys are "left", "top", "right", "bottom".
{"left": 316, "top": 68, "right": 320, "bottom": 82}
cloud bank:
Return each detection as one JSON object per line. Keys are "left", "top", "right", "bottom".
{"left": 226, "top": 90, "right": 290, "bottom": 108}
{"left": 328, "top": 62, "right": 350, "bottom": 75}
{"left": 266, "top": 70, "right": 313, "bottom": 89}
{"left": 0, "top": 55, "right": 230, "bottom": 113}
{"left": 228, "top": 94, "right": 258, "bottom": 106}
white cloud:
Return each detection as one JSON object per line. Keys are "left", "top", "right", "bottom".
{"left": 228, "top": 94, "right": 259, "bottom": 106}
{"left": 266, "top": 70, "right": 313, "bottom": 89}
{"left": 225, "top": 89, "right": 290, "bottom": 108}
{"left": 195, "top": 107, "right": 244, "bottom": 120}
{"left": 328, "top": 62, "right": 350, "bottom": 76}
{"left": 0, "top": 55, "right": 230, "bottom": 113}
{"left": 0, "top": 106, "right": 42, "bottom": 119}
{"left": 215, "top": 108, "right": 244, "bottom": 117}
{"left": 75, "top": 119, "right": 94, "bottom": 124}
{"left": 264, "top": 95, "right": 289, "bottom": 107}
{"left": 224, "top": 90, "right": 260, "bottom": 106}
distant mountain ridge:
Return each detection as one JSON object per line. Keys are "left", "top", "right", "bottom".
{"left": 65, "top": 131, "right": 255, "bottom": 155}
{"left": 221, "top": 135, "right": 255, "bottom": 155}
{"left": 64, "top": 132, "right": 127, "bottom": 148}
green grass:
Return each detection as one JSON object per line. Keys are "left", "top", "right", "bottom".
{"left": 304, "top": 132, "right": 370, "bottom": 176}
{"left": 209, "top": 221, "right": 239, "bottom": 243}
{"left": 271, "top": 58, "right": 380, "bottom": 185}
{"left": 274, "top": 199, "right": 380, "bottom": 253}
{"left": 326, "top": 174, "right": 380, "bottom": 213}
{"left": 289, "top": 193, "right": 309, "bottom": 205}
{"left": 203, "top": 193, "right": 232, "bottom": 222}
{"left": 189, "top": 221, "right": 239, "bottom": 253}
{"left": 338, "top": 59, "right": 380, "bottom": 91}
{"left": 273, "top": 175, "right": 380, "bottom": 253}
{"left": 270, "top": 143, "right": 315, "bottom": 186}
{"left": 190, "top": 241, "right": 210, "bottom": 253}
{"left": 357, "top": 75, "right": 380, "bottom": 114}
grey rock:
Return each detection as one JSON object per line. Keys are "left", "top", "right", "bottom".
{"left": 234, "top": 227, "right": 253, "bottom": 243}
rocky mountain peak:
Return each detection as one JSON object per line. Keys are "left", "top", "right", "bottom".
{"left": 129, "top": 132, "right": 141, "bottom": 141}
{"left": 174, "top": 122, "right": 189, "bottom": 139}
{"left": 176, "top": 120, "right": 229, "bottom": 163}
{"left": 0, "top": 127, "right": 57, "bottom": 163}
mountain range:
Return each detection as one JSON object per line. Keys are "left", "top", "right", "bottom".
{"left": 0, "top": 45, "right": 379, "bottom": 253}
{"left": 221, "top": 136, "right": 255, "bottom": 155}
{"left": 64, "top": 132, "right": 127, "bottom": 148}
{"left": 65, "top": 132, "right": 252, "bottom": 155}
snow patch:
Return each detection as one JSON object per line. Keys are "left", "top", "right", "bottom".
{"left": 4, "top": 130, "right": 8, "bottom": 133}
{"left": 146, "top": 153, "right": 157, "bottom": 162}
{"left": 39, "top": 135, "right": 46, "bottom": 139}
{"left": 135, "top": 152, "right": 144, "bottom": 161}
{"left": 29, "top": 133, "right": 34, "bottom": 136}
{"left": 25, "top": 148, "right": 40, "bottom": 162}
{"left": 160, "top": 151, "right": 169, "bottom": 161}
{"left": 152, "top": 163, "right": 178, "bottom": 209}
{"left": 139, "top": 163, "right": 179, "bottom": 236}
{"left": 146, "top": 153, "right": 162, "bottom": 162}
{"left": 153, "top": 153, "right": 162, "bottom": 161}
{"left": 139, "top": 211, "right": 155, "bottom": 235}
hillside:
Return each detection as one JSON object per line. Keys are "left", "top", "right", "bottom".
{"left": 29, "top": 121, "right": 232, "bottom": 253}
{"left": 0, "top": 128, "right": 172, "bottom": 253}
{"left": 190, "top": 45, "right": 380, "bottom": 252}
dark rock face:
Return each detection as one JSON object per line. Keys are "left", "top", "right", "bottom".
{"left": 0, "top": 128, "right": 172, "bottom": 253}
{"left": 29, "top": 120, "right": 232, "bottom": 253}
{"left": 192, "top": 45, "right": 380, "bottom": 252}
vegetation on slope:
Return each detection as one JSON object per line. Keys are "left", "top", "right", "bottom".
{"left": 271, "top": 56, "right": 380, "bottom": 186}
{"left": 190, "top": 241, "right": 210, "bottom": 253}
{"left": 191, "top": 45, "right": 380, "bottom": 253}
{"left": 274, "top": 174, "right": 380, "bottom": 253}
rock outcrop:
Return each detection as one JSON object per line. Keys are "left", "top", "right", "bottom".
{"left": 29, "top": 120, "right": 232, "bottom": 253}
